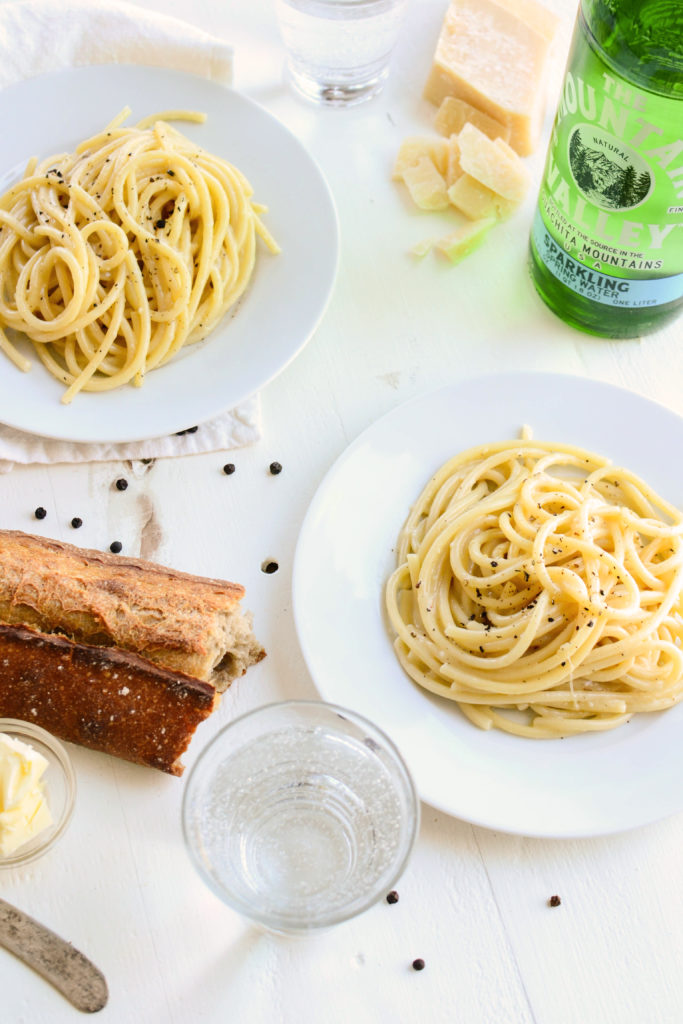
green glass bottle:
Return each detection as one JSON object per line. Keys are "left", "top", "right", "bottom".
{"left": 528, "top": 0, "right": 683, "bottom": 338}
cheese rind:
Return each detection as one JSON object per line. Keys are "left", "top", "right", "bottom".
{"left": 423, "top": 0, "right": 560, "bottom": 156}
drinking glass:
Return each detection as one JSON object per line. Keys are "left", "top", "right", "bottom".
{"left": 274, "top": 0, "right": 409, "bottom": 107}
{"left": 182, "top": 700, "right": 419, "bottom": 933}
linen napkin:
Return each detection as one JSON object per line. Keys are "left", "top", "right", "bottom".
{"left": 0, "top": 0, "right": 262, "bottom": 472}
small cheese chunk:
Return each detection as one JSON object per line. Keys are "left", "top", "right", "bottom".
{"left": 411, "top": 238, "right": 436, "bottom": 258}
{"left": 392, "top": 136, "right": 449, "bottom": 180}
{"left": 436, "top": 216, "right": 497, "bottom": 263}
{"left": 423, "top": 0, "right": 560, "bottom": 155}
{"left": 435, "top": 96, "right": 510, "bottom": 143}
{"left": 447, "top": 173, "right": 516, "bottom": 220}
{"left": 401, "top": 156, "right": 450, "bottom": 210}
{"left": 457, "top": 122, "right": 530, "bottom": 202}
{"left": 492, "top": 135, "right": 529, "bottom": 164}
{"left": 445, "top": 135, "right": 463, "bottom": 187}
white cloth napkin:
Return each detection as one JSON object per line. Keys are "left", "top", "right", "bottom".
{"left": 0, "top": 0, "right": 263, "bottom": 472}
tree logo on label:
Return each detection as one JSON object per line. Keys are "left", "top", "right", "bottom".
{"left": 568, "top": 124, "right": 652, "bottom": 211}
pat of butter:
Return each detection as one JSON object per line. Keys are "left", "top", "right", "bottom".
{"left": 0, "top": 733, "right": 53, "bottom": 856}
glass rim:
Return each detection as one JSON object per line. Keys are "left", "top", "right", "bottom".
{"left": 181, "top": 698, "right": 420, "bottom": 933}
{"left": 278, "top": 0, "right": 406, "bottom": 7}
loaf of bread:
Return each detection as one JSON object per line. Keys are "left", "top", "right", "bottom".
{"left": 0, "top": 530, "right": 264, "bottom": 690}
{"left": 0, "top": 530, "right": 266, "bottom": 774}
{"left": 0, "top": 623, "right": 217, "bottom": 776}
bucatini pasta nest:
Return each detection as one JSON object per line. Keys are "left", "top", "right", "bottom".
{"left": 0, "top": 108, "right": 279, "bottom": 403}
{"left": 385, "top": 432, "right": 683, "bottom": 738}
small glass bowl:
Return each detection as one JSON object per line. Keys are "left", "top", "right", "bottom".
{"left": 182, "top": 700, "right": 420, "bottom": 934}
{"left": 0, "top": 719, "right": 76, "bottom": 868}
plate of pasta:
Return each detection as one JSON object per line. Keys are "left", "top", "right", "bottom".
{"left": 293, "top": 372, "right": 683, "bottom": 837}
{"left": 0, "top": 65, "right": 338, "bottom": 441}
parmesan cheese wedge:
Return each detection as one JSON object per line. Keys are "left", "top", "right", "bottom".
{"left": 423, "top": 0, "right": 561, "bottom": 156}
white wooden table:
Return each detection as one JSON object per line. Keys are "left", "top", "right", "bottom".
{"left": 3, "top": 1, "right": 683, "bottom": 1021}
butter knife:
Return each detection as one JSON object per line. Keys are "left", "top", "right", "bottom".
{"left": 0, "top": 897, "right": 108, "bottom": 1013}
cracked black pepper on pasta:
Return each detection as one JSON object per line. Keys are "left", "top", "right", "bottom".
{"left": 0, "top": 109, "right": 279, "bottom": 403}
{"left": 385, "top": 433, "right": 683, "bottom": 738}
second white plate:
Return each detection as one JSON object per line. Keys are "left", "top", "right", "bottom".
{"left": 0, "top": 65, "right": 338, "bottom": 442}
{"left": 292, "top": 372, "right": 683, "bottom": 838}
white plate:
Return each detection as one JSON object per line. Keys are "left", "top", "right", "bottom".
{"left": 293, "top": 372, "right": 683, "bottom": 838}
{"left": 0, "top": 66, "right": 338, "bottom": 442}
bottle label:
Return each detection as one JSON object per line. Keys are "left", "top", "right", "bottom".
{"left": 534, "top": 18, "right": 683, "bottom": 309}
{"left": 532, "top": 209, "right": 683, "bottom": 307}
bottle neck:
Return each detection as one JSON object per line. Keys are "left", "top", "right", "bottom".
{"left": 580, "top": 0, "right": 683, "bottom": 96}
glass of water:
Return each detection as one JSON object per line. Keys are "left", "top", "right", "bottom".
{"left": 181, "top": 700, "right": 419, "bottom": 934}
{"left": 274, "top": 0, "right": 409, "bottom": 107}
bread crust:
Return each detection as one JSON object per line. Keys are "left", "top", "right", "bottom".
{"left": 0, "top": 530, "right": 264, "bottom": 687}
{"left": 0, "top": 623, "right": 217, "bottom": 775}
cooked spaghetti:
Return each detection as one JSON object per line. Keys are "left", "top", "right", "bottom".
{"left": 0, "top": 108, "right": 279, "bottom": 403}
{"left": 385, "top": 435, "right": 683, "bottom": 737}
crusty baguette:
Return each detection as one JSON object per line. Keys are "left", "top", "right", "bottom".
{"left": 0, "top": 530, "right": 265, "bottom": 691}
{"left": 0, "top": 623, "right": 217, "bottom": 775}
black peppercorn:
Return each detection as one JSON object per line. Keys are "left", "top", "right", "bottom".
{"left": 71, "top": 517, "right": 83, "bottom": 529}
{"left": 412, "top": 959, "right": 425, "bottom": 971}
{"left": 34, "top": 507, "right": 47, "bottom": 520}
{"left": 548, "top": 894, "right": 562, "bottom": 907}
{"left": 110, "top": 541, "right": 123, "bottom": 553}
{"left": 262, "top": 561, "right": 279, "bottom": 574}
{"left": 386, "top": 891, "right": 399, "bottom": 905}
{"left": 269, "top": 461, "right": 283, "bottom": 475}
{"left": 223, "top": 463, "right": 236, "bottom": 475}
{"left": 115, "top": 478, "right": 128, "bottom": 491}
